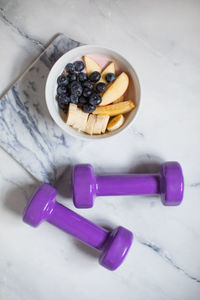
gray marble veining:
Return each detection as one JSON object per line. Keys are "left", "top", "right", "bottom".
{"left": 0, "top": 1, "right": 200, "bottom": 299}
{"left": 0, "top": 34, "right": 83, "bottom": 184}
{"left": 0, "top": 6, "right": 44, "bottom": 50}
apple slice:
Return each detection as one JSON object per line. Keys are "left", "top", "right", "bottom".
{"left": 99, "top": 72, "right": 129, "bottom": 106}
{"left": 99, "top": 62, "right": 115, "bottom": 83}
{"left": 83, "top": 56, "right": 101, "bottom": 76}
{"left": 93, "top": 100, "right": 135, "bottom": 117}
{"left": 113, "top": 94, "right": 124, "bottom": 104}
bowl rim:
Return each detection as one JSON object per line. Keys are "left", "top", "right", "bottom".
{"left": 45, "top": 44, "right": 141, "bottom": 141}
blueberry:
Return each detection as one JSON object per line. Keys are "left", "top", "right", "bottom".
{"left": 79, "top": 96, "right": 88, "bottom": 104}
{"left": 78, "top": 72, "right": 87, "bottom": 82}
{"left": 57, "top": 94, "right": 70, "bottom": 102}
{"left": 65, "top": 63, "right": 75, "bottom": 74}
{"left": 57, "top": 95, "right": 70, "bottom": 109}
{"left": 83, "top": 103, "right": 96, "bottom": 113}
{"left": 68, "top": 73, "right": 77, "bottom": 82}
{"left": 89, "top": 71, "right": 101, "bottom": 83}
{"left": 70, "top": 94, "right": 79, "bottom": 104}
{"left": 74, "top": 60, "right": 85, "bottom": 72}
{"left": 57, "top": 75, "right": 69, "bottom": 86}
{"left": 58, "top": 102, "right": 69, "bottom": 110}
{"left": 70, "top": 81, "right": 82, "bottom": 96}
{"left": 57, "top": 85, "right": 67, "bottom": 95}
{"left": 72, "top": 81, "right": 82, "bottom": 87}
{"left": 96, "top": 82, "right": 106, "bottom": 93}
{"left": 89, "top": 92, "right": 102, "bottom": 106}
{"left": 83, "top": 87, "right": 92, "bottom": 98}
{"left": 105, "top": 73, "right": 115, "bottom": 83}
{"left": 65, "top": 86, "right": 71, "bottom": 97}
{"left": 82, "top": 81, "right": 94, "bottom": 90}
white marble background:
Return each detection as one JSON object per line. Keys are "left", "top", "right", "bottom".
{"left": 0, "top": 1, "right": 200, "bottom": 299}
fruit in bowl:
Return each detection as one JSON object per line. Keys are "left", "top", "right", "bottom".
{"left": 56, "top": 55, "right": 135, "bottom": 135}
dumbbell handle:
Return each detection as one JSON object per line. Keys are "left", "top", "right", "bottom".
{"left": 48, "top": 202, "right": 108, "bottom": 249}
{"left": 95, "top": 174, "right": 160, "bottom": 196}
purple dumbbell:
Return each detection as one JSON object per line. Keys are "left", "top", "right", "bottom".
{"left": 72, "top": 161, "right": 184, "bottom": 208}
{"left": 23, "top": 183, "right": 133, "bottom": 271}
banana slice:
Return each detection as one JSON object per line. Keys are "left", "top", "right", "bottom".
{"left": 93, "top": 115, "right": 103, "bottom": 134}
{"left": 84, "top": 115, "right": 110, "bottom": 135}
{"left": 107, "top": 114, "right": 125, "bottom": 132}
{"left": 100, "top": 115, "right": 110, "bottom": 133}
{"left": 73, "top": 110, "right": 89, "bottom": 131}
{"left": 66, "top": 103, "right": 78, "bottom": 126}
{"left": 85, "top": 114, "right": 96, "bottom": 135}
{"left": 66, "top": 103, "right": 88, "bottom": 131}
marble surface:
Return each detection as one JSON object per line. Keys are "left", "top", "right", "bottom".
{"left": 0, "top": 1, "right": 200, "bottom": 299}
{"left": 0, "top": 34, "right": 84, "bottom": 184}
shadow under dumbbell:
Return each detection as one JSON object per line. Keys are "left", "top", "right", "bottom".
{"left": 54, "top": 164, "right": 73, "bottom": 200}
{"left": 3, "top": 163, "right": 74, "bottom": 217}
{"left": 127, "top": 159, "right": 163, "bottom": 174}
{"left": 3, "top": 183, "right": 38, "bottom": 216}
{"left": 73, "top": 240, "right": 99, "bottom": 259}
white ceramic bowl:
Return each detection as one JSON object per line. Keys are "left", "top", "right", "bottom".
{"left": 45, "top": 45, "right": 141, "bottom": 140}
